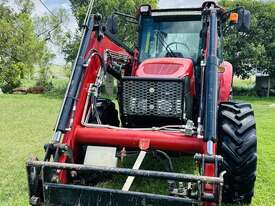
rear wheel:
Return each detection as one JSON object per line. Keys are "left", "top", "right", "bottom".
{"left": 218, "top": 102, "right": 257, "bottom": 204}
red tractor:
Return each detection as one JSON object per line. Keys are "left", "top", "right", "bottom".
{"left": 27, "top": 1, "right": 257, "bottom": 206}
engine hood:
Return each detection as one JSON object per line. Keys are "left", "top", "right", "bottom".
{"left": 135, "top": 58, "right": 194, "bottom": 79}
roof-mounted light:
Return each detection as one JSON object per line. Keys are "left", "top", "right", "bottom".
{"left": 139, "top": 5, "right": 151, "bottom": 15}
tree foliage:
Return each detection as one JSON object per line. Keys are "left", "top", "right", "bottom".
{"left": 0, "top": 3, "right": 50, "bottom": 92}
{"left": 63, "top": 0, "right": 157, "bottom": 63}
{"left": 70, "top": 0, "right": 157, "bottom": 29}
{"left": 220, "top": 0, "right": 275, "bottom": 78}
{"left": 34, "top": 8, "right": 69, "bottom": 45}
{"left": 33, "top": 8, "right": 70, "bottom": 89}
{"left": 15, "top": 0, "right": 34, "bottom": 14}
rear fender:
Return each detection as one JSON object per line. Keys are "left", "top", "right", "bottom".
{"left": 218, "top": 61, "right": 233, "bottom": 102}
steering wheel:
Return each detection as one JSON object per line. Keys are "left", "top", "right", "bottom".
{"left": 165, "top": 42, "right": 191, "bottom": 55}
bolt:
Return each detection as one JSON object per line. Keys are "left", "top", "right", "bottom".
{"left": 51, "top": 174, "right": 59, "bottom": 183}
{"left": 70, "top": 170, "right": 77, "bottom": 178}
{"left": 178, "top": 182, "right": 184, "bottom": 193}
{"left": 168, "top": 180, "right": 176, "bottom": 192}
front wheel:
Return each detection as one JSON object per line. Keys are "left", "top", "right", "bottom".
{"left": 218, "top": 102, "right": 257, "bottom": 204}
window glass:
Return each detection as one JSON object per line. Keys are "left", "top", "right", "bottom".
{"left": 139, "top": 18, "right": 202, "bottom": 61}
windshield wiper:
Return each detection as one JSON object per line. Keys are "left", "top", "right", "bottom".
{"left": 154, "top": 30, "right": 176, "bottom": 57}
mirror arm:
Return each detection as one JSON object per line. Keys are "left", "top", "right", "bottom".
{"left": 113, "top": 11, "right": 138, "bottom": 24}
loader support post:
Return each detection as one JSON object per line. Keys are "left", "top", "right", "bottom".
{"left": 204, "top": 8, "right": 219, "bottom": 145}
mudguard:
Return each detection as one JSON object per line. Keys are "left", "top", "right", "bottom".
{"left": 218, "top": 61, "right": 233, "bottom": 102}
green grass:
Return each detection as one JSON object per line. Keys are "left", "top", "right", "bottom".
{"left": 0, "top": 94, "right": 62, "bottom": 206}
{"left": 0, "top": 94, "right": 274, "bottom": 205}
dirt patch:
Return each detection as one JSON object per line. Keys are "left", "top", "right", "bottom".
{"left": 270, "top": 104, "right": 275, "bottom": 109}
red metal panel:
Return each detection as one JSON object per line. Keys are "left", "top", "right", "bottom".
{"left": 135, "top": 58, "right": 194, "bottom": 78}
{"left": 74, "top": 127, "right": 204, "bottom": 153}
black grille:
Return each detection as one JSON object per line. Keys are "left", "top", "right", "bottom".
{"left": 122, "top": 77, "right": 184, "bottom": 118}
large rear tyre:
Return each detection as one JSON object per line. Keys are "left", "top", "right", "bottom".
{"left": 218, "top": 102, "right": 257, "bottom": 204}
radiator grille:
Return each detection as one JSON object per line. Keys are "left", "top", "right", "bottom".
{"left": 122, "top": 78, "right": 184, "bottom": 118}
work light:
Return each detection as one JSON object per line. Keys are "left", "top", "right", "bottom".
{"left": 139, "top": 5, "right": 151, "bottom": 15}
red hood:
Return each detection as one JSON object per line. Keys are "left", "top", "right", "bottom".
{"left": 135, "top": 58, "right": 194, "bottom": 79}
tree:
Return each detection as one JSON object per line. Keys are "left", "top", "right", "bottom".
{"left": 62, "top": 31, "right": 81, "bottom": 63}
{"left": 63, "top": 0, "right": 158, "bottom": 63}
{"left": 33, "top": 7, "right": 70, "bottom": 89}
{"left": 36, "top": 49, "right": 55, "bottom": 90}
{"left": 0, "top": 2, "right": 50, "bottom": 92}
{"left": 15, "top": 0, "right": 34, "bottom": 14}
{"left": 220, "top": 0, "right": 275, "bottom": 78}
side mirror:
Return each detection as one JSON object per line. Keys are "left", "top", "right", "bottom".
{"left": 106, "top": 15, "right": 118, "bottom": 35}
{"left": 237, "top": 8, "right": 251, "bottom": 33}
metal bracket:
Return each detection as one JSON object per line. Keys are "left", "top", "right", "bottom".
{"left": 185, "top": 120, "right": 195, "bottom": 136}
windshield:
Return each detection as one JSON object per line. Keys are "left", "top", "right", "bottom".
{"left": 139, "top": 17, "right": 202, "bottom": 62}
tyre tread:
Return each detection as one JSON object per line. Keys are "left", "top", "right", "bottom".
{"left": 218, "top": 102, "right": 257, "bottom": 204}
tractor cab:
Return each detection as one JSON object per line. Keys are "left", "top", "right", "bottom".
{"left": 134, "top": 6, "right": 202, "bottom": 83}
{"left": 138, "top": 6, "right": 202, "bottom": 63}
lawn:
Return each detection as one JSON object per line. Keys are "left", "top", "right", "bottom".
{"left": 0, "top": 94, "right": 62, "bottom": 205}
{"left": 0, "top": 94, "right": 274, "bottom": 206}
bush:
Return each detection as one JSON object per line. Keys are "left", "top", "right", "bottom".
{"left": 36, "top": 66, "right": 53, "bottom": 91}
{"left": 232, "top": 86, "right": 256, "bottom": 96}
{"left": 0, "top": 62, "right": 25, "bottom": 93}
{"left": 232, "top": 77, "right": 256, "bottom": 96}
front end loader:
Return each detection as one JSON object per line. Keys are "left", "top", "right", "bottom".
{"left": 26, "top": 1, "right": 257, "bottom": 205}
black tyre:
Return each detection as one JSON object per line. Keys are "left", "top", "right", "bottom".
{"left": 89, "top": 98, "right": 120, "bottom": 126}
{"left": 218, "top": 102, "right": 257, "bottom": 204}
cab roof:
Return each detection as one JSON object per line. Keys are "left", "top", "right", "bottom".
{"left": 150, "top": 8, "right": 202, "bottom": 17}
